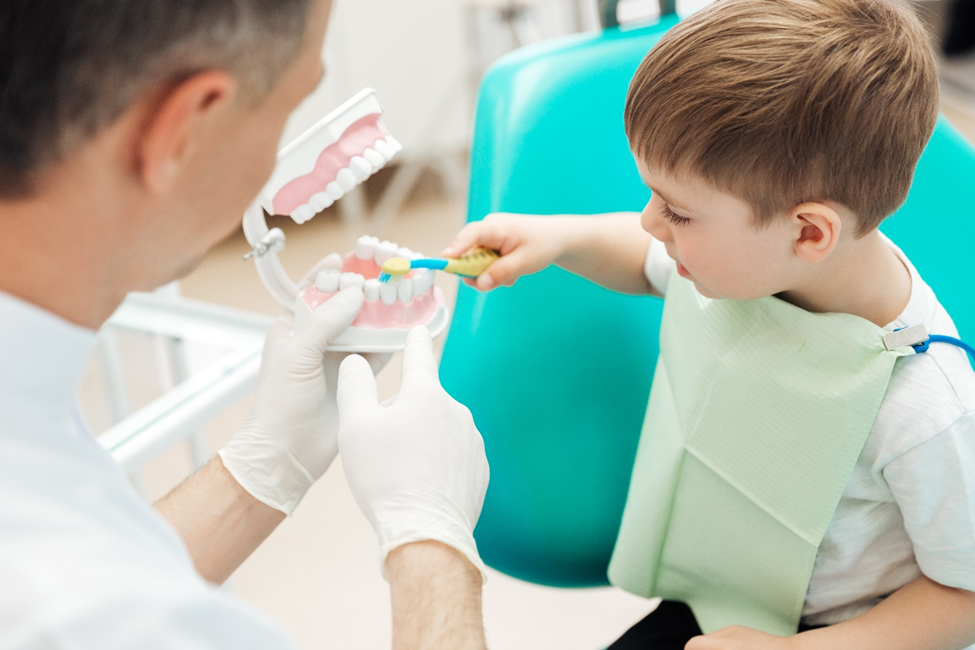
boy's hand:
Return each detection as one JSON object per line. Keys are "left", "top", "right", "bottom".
{"left": 442, "top": 213, "right": 569, "bottom": 291}
{"left": 686, "top": 626, "right": 797, "bottom": 650}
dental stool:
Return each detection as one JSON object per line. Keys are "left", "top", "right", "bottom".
{"left": 439, "top": 8, "right": 975, "bottom": 590}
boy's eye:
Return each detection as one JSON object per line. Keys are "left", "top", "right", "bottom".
{"left": 661, "top": 204, "right": 691, "bottom": 227}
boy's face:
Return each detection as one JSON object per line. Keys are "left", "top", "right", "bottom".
{"left": 635, "top": 157, "right": 800, "bottom": 301}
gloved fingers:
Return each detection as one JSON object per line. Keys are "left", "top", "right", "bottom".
{"left": 296, "top": 253, "right": 344, "bottom": 291}
{"left": 337, "top": 354, "right": 380, "bottom": 415}
{"left": 292, "top": 287, "right": 364, "bottom": 361}
{"left": 261, "top": 317, "right": 295, "bottom": 367}
{"left": 380, "top": 392, "right": 398, "bottom": 408}
{"left": 399, "top": 327, "right": 440, "bottom": 396}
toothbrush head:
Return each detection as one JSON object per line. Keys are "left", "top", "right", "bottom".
{"left": 378, "top": 257, "right": 411, "bottom": 284}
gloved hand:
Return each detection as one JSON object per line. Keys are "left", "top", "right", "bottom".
{"left": 336, "top": 327, "right": 490, "bottom": 582}
{"left": 219, "top": 255, "right": 384, "bottom": 516}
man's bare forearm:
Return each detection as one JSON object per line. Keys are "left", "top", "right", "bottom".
{"left": 155, "top": 456, "right": 285, "bottom": 584}
{"left": 387, "top": 541, "right": 487, "bottom": 650}
{"left": 795, "top": 576, "right": 975, "bottom": 650}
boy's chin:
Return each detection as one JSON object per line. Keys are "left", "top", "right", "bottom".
{"left": 691, "top": 281, "right": 721, "bottom": 299}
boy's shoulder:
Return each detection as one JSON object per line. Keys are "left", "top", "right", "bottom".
{"left": 868, "top": 257, "right": 975, "bottom": 466}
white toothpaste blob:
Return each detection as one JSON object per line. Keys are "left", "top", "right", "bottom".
{"left": 397, "top": 278, "right": 414, "bottom": 303}
{"left": 339, "top": 273, "right": 365, "bottom": 290}
{"left": 363, "top": 279, "right": 381, "bottom": 302}
{"left": 355, "top": 235, "right": 378, "bottom": 260}
{"left": 374, "top": 240, "right": 397, "bottom": 265}
{"left": 379, "top": 282, "right": 397, "bottom": 305}
{"left": 349, "top": 156, "right": 372, "bottom": 181}
{"left": 362, "top": 148, "right": 385, "bottom": 168}
{"left": 315, "top": 269, "right": 340, "bottom": 293}
{"left": 336, "top": 168, "right": 358, "bottom": 192}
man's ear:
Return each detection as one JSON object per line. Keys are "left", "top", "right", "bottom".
{"left": 135, "top": 71, "right": 237, "bottom": 194}
{"left": 792, "top": 201, "right": 841, "bottom": 264}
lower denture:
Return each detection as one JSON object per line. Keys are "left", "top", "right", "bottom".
{"left": 299, "top": 252, "right": 439, "bottom": 329}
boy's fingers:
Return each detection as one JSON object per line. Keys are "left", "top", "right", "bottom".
{"left": 475, "top": 251, "right": 527, "bottom": 291}
{"left": 442, "top": 221, "right": 509, "bottom": 257}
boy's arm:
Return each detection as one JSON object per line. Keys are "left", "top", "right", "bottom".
{"left": 687, "top": 575, "right": 975, "bottom": 650}
{"left": 442, "top": 212, "right": 655, "bottom": 295}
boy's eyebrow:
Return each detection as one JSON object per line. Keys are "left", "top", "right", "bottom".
{"left": 651, "top": 188, "right": 694, "bottom": 213}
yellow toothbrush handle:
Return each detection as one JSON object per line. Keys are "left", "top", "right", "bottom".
{"left": 443, "top": 247, "right": 500, "bottom": 278}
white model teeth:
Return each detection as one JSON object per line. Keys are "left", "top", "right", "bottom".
{"left": 355, "top": 235, "right": 380, "bottom": 260}
{"left": 374, "top": 140, "right": 394, "bottom": 161}
{"left": 364, "top": 279, "right": 381, "bottom": 302}
{"left": 349, "top": 156, "right": 372, "bottom": 181}
{"left": 325, "top": 181, "right": 345, "bottom": 201}
{"left": 386, "top": 136, "right": 403, "bottom": 154}
{"left": 339, "top": 272, "right": 364, "bottom": 290}
{"left": 379, "top": 282, "right": 397, "bottom": 305}
{"left": 395, "top": 247, "right": 413, "bottom": 260}
{"left": 397, "top": 278, "right": 413, "bottom": 303}
{"left": 374, "top": 240, "right": 397, "bottom": 265}
{"left": 315, "top": 269, "right": 340, "bottom": 293}
{"left": 291, "top": 205, "right": 316, "bottom": 224}
{"left": 309, "top": 192, "right": 334, "bottom": 211}
{"left": 336, "top": 168, "right": 358, "bottom": 192}
{"left": 363, "top": 148, "right": 384, "bottom": 168}
{"left": 413, "top": 270, "right": 431, "bottom": 295}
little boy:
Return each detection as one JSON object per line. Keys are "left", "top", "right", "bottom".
{"left": 443, "top": 0, "right": 975, "bottom": 647}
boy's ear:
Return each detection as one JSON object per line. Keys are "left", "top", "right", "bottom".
{"left": 791, "top": 202, "right": 841, "bottom": 264}
{"left": 134, "top": 71, "right": 238, "bottom": 195}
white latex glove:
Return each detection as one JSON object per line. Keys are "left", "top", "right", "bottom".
{"left": 336, "top": 327, "right": 490, "bottom": 582}
{"left": 219, "top": 255, "right": 387, "bottom": 516}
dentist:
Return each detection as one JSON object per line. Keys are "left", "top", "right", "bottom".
{"left": 0, "top": 1, "right": 489, "bottom": 648}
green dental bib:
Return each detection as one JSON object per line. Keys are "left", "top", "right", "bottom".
{"left": 608, "top": 273, "right": 915, "bottom": 636}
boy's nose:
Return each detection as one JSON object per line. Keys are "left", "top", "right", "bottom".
{"left": 641, "top": 203, "right": 673, "bottom": 243}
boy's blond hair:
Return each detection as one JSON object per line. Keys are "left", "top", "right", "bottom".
{"left": 624, "top": 0, "right": 938, "bottom": 235}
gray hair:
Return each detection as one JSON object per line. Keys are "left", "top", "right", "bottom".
{"left": 0, "top": 0, "right": 315, "bottom": 196}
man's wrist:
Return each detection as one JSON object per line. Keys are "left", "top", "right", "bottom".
{"left": 387, "top": 541, "right": 487, "bottom": 650}
{"left": 387, "top": 540, "right": 483, "bottom": 584}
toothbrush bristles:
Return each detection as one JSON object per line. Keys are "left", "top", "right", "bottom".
{"left": 378, "top": 272, "right": 390, "bottom": 283}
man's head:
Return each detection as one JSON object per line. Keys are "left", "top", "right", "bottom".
{"left": 0, "top": 0, "right": 331, "bottom": 325}
{"left": 625, "top": 0, "right": 938, "bottom": 300}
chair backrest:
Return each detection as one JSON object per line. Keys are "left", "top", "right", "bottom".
{"left": 440, "top": 19, "right": 975, "bottom": 589}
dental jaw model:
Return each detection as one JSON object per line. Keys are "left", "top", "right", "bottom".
{"left": 241, "top": 89, "right": 449, "bottom": 352}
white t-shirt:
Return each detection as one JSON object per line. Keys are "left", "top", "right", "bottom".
{"left": 644, "top": 236, "right": 975, "bottom": 628}
{"left": 0, "top": 291, "right": 297, "bottom": 649}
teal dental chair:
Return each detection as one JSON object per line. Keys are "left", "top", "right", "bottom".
{"left": 439, "top": 1, "right": 975, "bottom": 590}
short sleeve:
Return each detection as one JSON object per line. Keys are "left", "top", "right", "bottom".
{"left": 644, "top": 237, "right": 675, "bottom": 297}
{"left": 883, "top": 410, "right": 975, "bottom": 592}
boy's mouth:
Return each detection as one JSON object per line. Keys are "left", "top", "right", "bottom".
{"left": 676, "top": 261, "right": 691, "bottom": 279}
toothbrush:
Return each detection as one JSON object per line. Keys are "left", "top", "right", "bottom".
{"left": 378, "top": 247, "right": 500, "bottom": 283}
